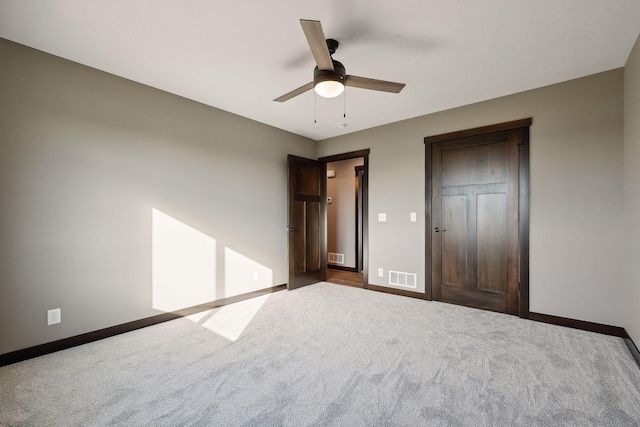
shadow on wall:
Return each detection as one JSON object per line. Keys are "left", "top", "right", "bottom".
{"left": 151, "top": 208, "right": 273, "bottom": 312}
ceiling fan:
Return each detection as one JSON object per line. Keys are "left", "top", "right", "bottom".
{"left": 274, "top": 19, "right": 406, "bottom": 102}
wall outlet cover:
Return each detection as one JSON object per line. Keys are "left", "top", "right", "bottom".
{"left": 378, "top": 213, "right": 387, "bottom": 222}
{"left": 47, "top": 308, "right": 61, "bottom": 325}
{"left": 378, "top": 268, "right": 384, "bottom": 277}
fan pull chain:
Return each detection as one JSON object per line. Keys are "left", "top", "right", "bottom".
{"left": 314, "top": 92, "right": 317, "bottom": 124}
{"left": 343, "top": 87, "right": 347, "bottom": 118}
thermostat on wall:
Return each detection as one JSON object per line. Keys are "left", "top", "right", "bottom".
{"left": 327, "top": 170, "right": 336, "bottom": 178}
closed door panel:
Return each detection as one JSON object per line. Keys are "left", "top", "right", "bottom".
{"left": 294, "top": 201, "right": 307, "bottom": 274}
{"left": 297, "top": 163, "right": 321, "bottom": 196}
{"left": 305, "top": 201, "right": 321, "bottom": 272}
{"left": 477, "top": 193, "right": 507, "bottom": 292}
{"left": 441, "top": 195, "right": 467, "bottom": 288}
{"left": 431, "top": 129, "right": 519, "bottom": 314}
{"left": 441, "top": 140, "right": 507, "bottom": 187}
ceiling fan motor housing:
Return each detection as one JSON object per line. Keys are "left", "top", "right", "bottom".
{"left": 326, "top": 38, "right": 339, "bottom": 55}
{"left": 314, "top": 60, "right": 346, "bottom": 86}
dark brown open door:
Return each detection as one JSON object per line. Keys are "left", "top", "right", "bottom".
{"left": 430, "top": 128, "right": 522, "bottom": 315}
{"left": 287, "top": 155, "right": 327, "bottom": 290}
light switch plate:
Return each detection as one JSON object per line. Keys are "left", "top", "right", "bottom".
{"left": 378, "top": 213, "right": 387, "bottom": 222}
{"left": 410, "top": 212, "right": 417, "bottom": 222}
{"left": 378, "top": 268, "right": 384, "bottom": 277}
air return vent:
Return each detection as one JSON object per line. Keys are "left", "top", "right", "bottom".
{"left": 328, "top": 253, "right": 344, "bottom": 264}
{"left": 389, "top": 271, "right": 417, "bottom": 289}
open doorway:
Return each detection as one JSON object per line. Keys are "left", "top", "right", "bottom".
{"left": 319, "top": 150, "right": 369, "bottom": 288}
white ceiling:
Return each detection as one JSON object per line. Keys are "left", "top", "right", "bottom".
{"left": 1, "top": 1, "right": 639, "bottom": 141}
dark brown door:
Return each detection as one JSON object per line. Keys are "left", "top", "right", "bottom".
{"left": 431, "top": 129, "right": 520, "bottom": 314}
{"left": 287, "top": 155, "right": 327, "bottom": 290}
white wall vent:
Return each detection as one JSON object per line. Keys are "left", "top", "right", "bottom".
{"left": 328, "top": 253, "right": 344, "bottom": 264}
{"left": 389, "top": 271, "right": 417, "bottom": 289}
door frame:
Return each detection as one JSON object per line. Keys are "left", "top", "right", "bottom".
{"left": 355, "top": 165, "right": 365, "bottom": 273}
{"left": 319, "top": 149, "right": 370, "bottom": 288}
{"left": 424, "top": 119, "right": 531, "bottom": 318}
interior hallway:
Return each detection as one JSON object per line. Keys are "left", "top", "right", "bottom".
{"left": 327, "top": 268, "right": 364, "bottom": 288}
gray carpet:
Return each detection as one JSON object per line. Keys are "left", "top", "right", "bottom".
{"left": 1, "top": 282, "right": 640, "bottom": 426}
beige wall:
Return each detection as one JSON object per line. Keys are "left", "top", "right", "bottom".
{"left": 0, "top": 35, "right": 634, "bottom": 357}
{"left": 0, "top": 39, "right": 316, "bottom": 355}
{"left": 318, "top": 69, "right": 625, "bottom": 326}
{"left": 624, "top": 35, "right": 640, "bottom": 344}
{"left": 327, "top": 158, "right": 365, "bottom": 268}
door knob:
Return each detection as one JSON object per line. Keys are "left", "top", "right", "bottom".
{"left": 287, "top": 227, "right": 296, "bottom": 232}
{"left": 432, "top": 227, "right": 446, "bottom": 232}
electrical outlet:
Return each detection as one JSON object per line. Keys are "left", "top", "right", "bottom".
{"left": 378, "top": 213, "right": 387, "bottom": 222}
{"left": 47, "top": 308, "right": 61, "bottom": 325}
{"left": 378, "top": 268, "right": 384, "bottom": 277}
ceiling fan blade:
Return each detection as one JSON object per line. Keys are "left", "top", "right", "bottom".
{"left": 300, "top": 19, "right": 334, "bottom": 71}
{"left": 346, "top": 76, "right": 406, "bottom": 93}
{"left": 273, "top": 82, "right": 314, "bottom": 102}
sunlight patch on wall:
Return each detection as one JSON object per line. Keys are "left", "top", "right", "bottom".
{"left": 224, "top": 247, "right": 273, "bottom": 298}
{"left": 185, "top": 294, "right": 270, "bottom": 342}
{"left": 152, "top": 208, "right": 216, "bottom": 312}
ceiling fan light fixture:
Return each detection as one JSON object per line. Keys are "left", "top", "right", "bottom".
{"left": 313, "top": 61, "right": 346, "bottom": 98}
{"left": 314, "top": 77, "right": 344, "bottom": 98}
